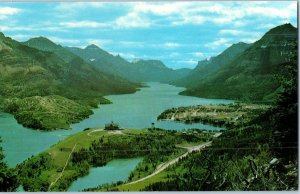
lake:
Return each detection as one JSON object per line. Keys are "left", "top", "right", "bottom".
{"left": 68, "top": 158, "right": 143, "bottom": 191}
{"left": 0, "top": 82, "right": 233, "bottom": 167}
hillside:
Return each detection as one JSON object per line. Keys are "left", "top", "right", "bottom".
{"left": 130, "top": 59, "right": 191, "bottom": 83}
{"left": 93, "top": 50, "right": 297, "bottom": 191}
{"left": 2, "top": 96, "right": 93, "bottom": 130}
{"left": 23, "top": 37, "right": 78, "bottom": 63}
{"left": 66, "top": 45, "right": 191, "bottom": 83}
{"left": 0, "top": 33, "right": 139, "bottom": 130}
{"left": 179, "top": 23, "right": 297, "bottom": 102}
{"left": 17, "top": 128, "right": 214, "bottom": 191}
{"left": 173, "top": 42, "right": 250, "bottom": 87}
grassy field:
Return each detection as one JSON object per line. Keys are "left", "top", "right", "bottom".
{"left": 18, "top": 127, "right": 214, "bottom": 191}
{"left": 46, "top": 128, "right": 151, "bottom": 187}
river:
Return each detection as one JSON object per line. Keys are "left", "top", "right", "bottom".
{"left": 0, "top": 82, "right": 233, "bottom": 190}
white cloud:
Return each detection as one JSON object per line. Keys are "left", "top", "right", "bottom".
{"left": 115, "top": 12, "right": 151, "bottom": 28}
{"left": 54, "top": 1, "right": 296, "bottom": 29}
{"left": 0, "top": 24, "right": 67, "bottom": 33}
{"left": 0, "top": 7, "right": 21, "bottom": 19}
{"left": 219, "top": 29, "right": 243, "bottom": 35}
{"left": 240, "top": 38, "right": 258, "bottom": 44}
{"left": 245, "top": 2, "right": 297, "bottom": 19}
{"left": 128, "top": 1, "right": 297, "bottom": 27}
{"left": 133, "top": 2, "right": 183, "bottom": 15}
{"left": 191, "top": 52, "right": 204, "bottom": 57}
{"left": 111, "top": 52, "right": 137, "bottom": 59}
{"left": 177, "top": 59, "right": 198, "bottom": 65}
{"left": 59, "top": 21, "right": 111, "bottom": 28}
{"left": 256, "top": 23, "right": 277, "bottom": 30}
{"left": 48, "top": 36, "right": 80, "bottom": 45}
{"left": 0, "top": 26, "right": 33, "bottom": 32}
{"left": 7, "top": 34, "right": 81, "bottom": 45}
{"left": 119, "top": 41, "right": 144, "bottom": 48}
{"left": 172, "top": 15, "right": 205, "bottom": 26}
{"left": 86, "top": 39, "right": 112, "bottom": 47}
{"left": 205, "top": 38, "right": 232, "bottom": 49}
{"left": 162, "top": 42, "right": 181, "bottom": 48}
{"left": 8, "top": 34, "right": 34, "bottom": 41}
{"left": 169, "top": 52, "right": 180, "bottom": 57}
{"left": 56, "top": 2, "right": 106, "bottom": 10}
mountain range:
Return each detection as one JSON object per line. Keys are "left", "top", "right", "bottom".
{"left": 0, "top": 33, "right": 139, "bottom": 130}
{"left": 173, "top": 42, "right": 251, "bottom": 87}
{"left": 0, "top": 23, "right": 297, "bottom": 129}
{"left": 66, "top": 44, "right": 191, "bottom": 83}
{"left": 176, "top": 23, "right": 297, "bottom": 102}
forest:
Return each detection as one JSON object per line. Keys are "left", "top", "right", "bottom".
{"left": 140, "top": 41, "right": 298, "bottom": 191}
{"left": 14, "top": 128, "right": 214, "bottom": 191}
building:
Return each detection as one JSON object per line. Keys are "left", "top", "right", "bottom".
{"left": 104, "top": 121, "right": 120, "bottom": 130}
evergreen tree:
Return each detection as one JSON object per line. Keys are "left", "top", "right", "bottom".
{"left": 0, "top": 138, "right": 19, "bottom": 191}
{"left": 270, "top": 41, "right": 298, "bottom": 161}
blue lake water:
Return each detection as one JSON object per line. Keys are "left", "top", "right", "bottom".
{"left": 0, "top": 82, "right": 233, "bottom": 167}
{"left": 68, "top": 158, "right": 143, "bottom": 191}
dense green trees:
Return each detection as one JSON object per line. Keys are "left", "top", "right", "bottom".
{"left": 16, "top": 153, "right": 52, "bottom": 191}
{"left": 0, "top": 32, "right": 139, "bottom": 130}
{"left": 18, "top": 128, "right": 212, "bottom": 191}
{"left": 0, "top": 138, "right": 19, "bottom": 191}
{"left": 142, "top": 41, "right": 298, "bottom": 191}
{"left": 71, "top": 129, "right": 183, "bottom": 168}
{"left": 269, "top": 41, "right": 298, "bottom": 162}
{"left": 177, "top": 24, "right": 297, "bottom": 103}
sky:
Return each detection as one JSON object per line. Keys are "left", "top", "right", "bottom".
{"left": 0, "top": 1, "right": 297, "bottom": 69}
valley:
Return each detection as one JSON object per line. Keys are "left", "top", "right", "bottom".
{"left": 0, "top": 21, "right": 298, "bottom": 192}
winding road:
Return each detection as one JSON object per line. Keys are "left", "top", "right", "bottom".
{"left": 125, "top": 141, "right": 212, "bottom": 185}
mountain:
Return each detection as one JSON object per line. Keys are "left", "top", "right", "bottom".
{"left": 179, "top": 23, "right": 297, "bottom": 102}
{"left": 23, "top": 37, "right": 78, "bottom": 63}
{"left": 130, "top": 59, "right": 192, "bottom": 83}
{"left": 66, "top": 44, "right": 135, "bottom": 79}
{"left": 0, "top": 33, "right": 139, "bottom": 130}
{"left": 174, "top": 42, "right": 251, "bottom": 87}
{"left": 66, "top": 45, "right": 191, "bottom": 83}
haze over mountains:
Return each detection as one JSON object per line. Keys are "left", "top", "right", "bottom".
{"left": 23, "top": 37, "right": 192, "bottom": 83}
{"left": 66, "top": 44, "right": 191, "bottom": 83}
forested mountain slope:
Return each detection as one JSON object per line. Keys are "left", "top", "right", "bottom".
{"left": 67, "top": 45, "right": 191, "bottom": 83}
{"left": 0, "top": 33, "right": 139, "bottom": 130}
{"left": 179, "top": 23, "right": 297, "bottom": 102}
{"left": 174, "top": 42, "right": 250, "bottom": 87}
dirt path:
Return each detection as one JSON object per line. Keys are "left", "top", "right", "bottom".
{"left": 48, "top": 143, "right": 77, "bottom": 191}
{"left": 171, "top": 109, "right": 178, "bottom": 120}
{"left": 125, "top": 141, "right": 212, "bottom": 185}
{"left": 87, "top": 129, "right": 103, "bottom": 136}
{"left": 87, "top": 129, "right": 135, "bottom": 137}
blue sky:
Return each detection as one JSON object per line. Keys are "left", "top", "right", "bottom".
{"left": 0, "top": 1, "right": 297, "bottom": 69}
